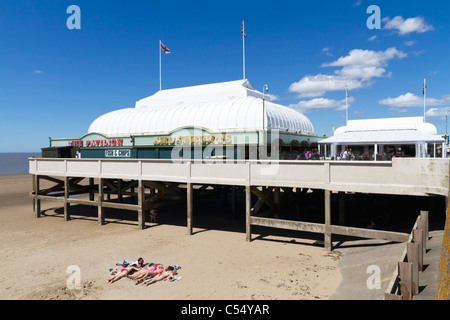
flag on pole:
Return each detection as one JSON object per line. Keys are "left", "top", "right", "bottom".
{"left": 346, "top": 86, "right": 349, "bottom": 98}
{"left": 423, "top": 78, "right": 427, "bottom": 95}
{"left": 241, "top": 20, "right": 247, "bottom": 38}
{"left": 160, "top": 41, "right": 171, "bottom": 54}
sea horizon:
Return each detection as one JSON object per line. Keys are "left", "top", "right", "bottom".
{"left": 0, "top": 152, "right": 42, "bottom": 174}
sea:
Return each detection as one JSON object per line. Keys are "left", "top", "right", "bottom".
{"left": 0, "top": 153, "right": 42, "bottom": 175}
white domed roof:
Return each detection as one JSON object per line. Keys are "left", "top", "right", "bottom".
{"left": 88, "top": 80, "right": 314, "bottom": 136}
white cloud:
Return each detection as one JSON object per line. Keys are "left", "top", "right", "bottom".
{"left": 368, "top": 35, "right": 377, "bottom": 41}
{"left": 379, "top": 93, "right": 450, "bottom": 107}
{"left": 288, "top": 74, "right": 363, "bottom": 98}
{"left": 288, "top": 47, "right": 407, "bottom": 98}
{"left": 33, "top": 70, "right": 44, "bottom": 74}
{"left": 404, "top": 40, "right": 415, "bottom": 46}
{"left": 289, "top": 97, "right": 354, "bottom": 113}
{"left": 266, "top": 93, "right": 278, "bottom": 101}
{"left": 425, "top": 107, "right": 450, "bottom": 118}
{"left": 383, "top": 16, "right": 434, "bottom": 35}
{"left": 321, "top": 47, "right": 333, "bottom": 56}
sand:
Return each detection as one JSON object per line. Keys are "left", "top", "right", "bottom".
{"left": 0, "top": 173, "right": 342, "bottom": 300}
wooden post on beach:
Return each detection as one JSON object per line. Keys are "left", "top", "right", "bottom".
{"left": 98, "top": 178, "right": 105, "bottom": 225}
{"left": 246, "top": 185, "right": 251, "bottom": 242}
{"left": 413, "top": 228, "right": 424, "bottom": 272}
{"left": 407, "top": 242, "right": 420, "bottom": 295}
{"left": 398, "top": 261, "right": 413, "bottom": 300}
{"left": 420, "top": 210, "right": 429, "bottom": 244}
{"left": 34, "top": 175, "right": 41, "bottom": 218}
{"left": 64, "top": 176, "right": 70, "bottom": 221}
{"left": 137, "top": 180, "right": 145, "bottom": 230}
{"left": 187, "top": 182, "right": 193, "bottom": 235}
{"left": 324, "top": 189, "right": 332, "bottom": 251}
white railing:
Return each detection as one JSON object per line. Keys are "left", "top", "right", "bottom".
{"left": 29, "top": 158, "right": 450, "bottom": 197}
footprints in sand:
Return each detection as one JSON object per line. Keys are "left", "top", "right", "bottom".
{"left": 22, "top": 281, "right": 102, "bottom": 300}
{"left": 232, "top": 252, "right": 341, "bottom": 299}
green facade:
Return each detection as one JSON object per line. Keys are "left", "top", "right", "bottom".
{"left": 45, "top": 127, "right": 325, "bottom": 159}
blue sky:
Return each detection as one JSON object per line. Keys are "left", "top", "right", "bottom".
{"left": 1, "top": 0, "right": 450, "bottom": 152}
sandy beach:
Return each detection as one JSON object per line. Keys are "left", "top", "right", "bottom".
{"left": 0, "top": 173, "right": 343, "bottom": 300}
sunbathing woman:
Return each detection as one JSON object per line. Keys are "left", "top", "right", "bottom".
{"left": 129, "top": 263, "right": 165, "bottom": 282}
{"left": 141, "top": 269, "right": 176, "bottom": 286}
{"left": 107, "top": 258, "right": 144, "bottom": 284}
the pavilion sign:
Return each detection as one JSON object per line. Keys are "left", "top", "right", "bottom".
{"left": 68, "top": 139, "right": 124, "bottom": 147}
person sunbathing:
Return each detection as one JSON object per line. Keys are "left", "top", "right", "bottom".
{"left": 141, "top": 269, "right": 177, "bottom": 286}
{"left": 130, "top": 264, "right": 166, "bottom": 282}
{"left": 107, "top": 257, "right": 144, "bottom": 283}
{"left": 107, "top": 265, "right": 141, "bottom": 284}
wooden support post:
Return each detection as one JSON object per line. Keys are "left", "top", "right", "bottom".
{"left": 413, "top": 229, "right": 424, "bottom": 272}
{"left": 398, "top": 261, "right": 413, "bottom": 300}
{"left": 118, "top": 179, "right": 123, "bottom": 202}
{"left": 420, "top": 210, "right": 429, "bottom": 243}
{"left": 34, "top": 175, "right": 41, "bottom": 218}
{"left": 98, "top": 178, "right": 105, "bottom": 225}
{"left": 64, "top": 176, "right": 70, "bottom": 221}
{"left": 137, "top": 180, "right": 145, "bottom": 230}
{"left": 338, "top": 191, "right": 345, "bottom": 225}
{"left": 324, "top": 189, "right": 332, "bottom": 251}
{"left": 89, "top": 178, "right": 94, "bottom": 201}
{"left": 246, "top": 185, "right": 252, "bottom": 242}
{"left": 187, "top": 183, "right": 193, "bottom": 235}
{"left": 274, "top": 187, "right": 280, "bottom": 218}
{"left": 231, "top": 185, "right": 236, "bottom": 218}
{"left": 32, "top": 174, "right": 36, "bottom": 213}
{"left": 407, "top": 242, "right": 420, "bottom": 295}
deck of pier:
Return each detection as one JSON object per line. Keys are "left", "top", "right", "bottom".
{"left": 29, "top": 157, "right": 450, "bottom": 251}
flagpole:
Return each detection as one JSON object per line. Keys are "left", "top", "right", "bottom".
{"left": 346, "top": 85, "right": 348, "bottom": 126}
{"left": 242, "top": 20, "right": 245, "bottom": 80}
{"left": 159, "top": 40, "right": 162, "bottom": 91}
{"left": 423, "top": 78, "right": 426, "bottom": 122}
